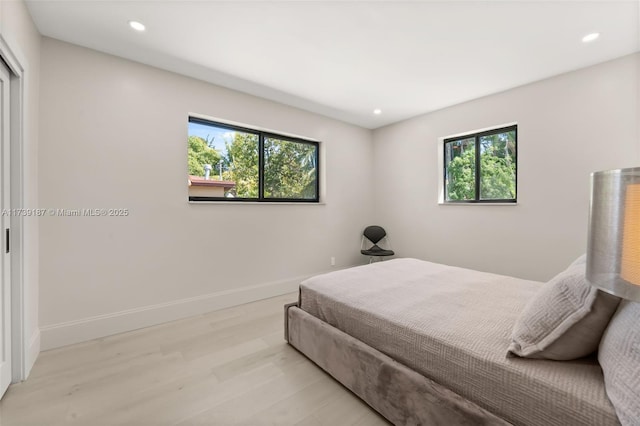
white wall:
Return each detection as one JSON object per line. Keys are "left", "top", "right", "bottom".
{"left": 373, "top": 53, "right": 640, "bottom": 282}
{"left": 38, "top": 38, "right": 374, "bottom": 349}
{"left": 0, "top": 0, "right": 41, "bottom": 376}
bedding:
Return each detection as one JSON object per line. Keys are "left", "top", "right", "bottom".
{"left": 298, "top": 258, "right": 619, "bottom": 426}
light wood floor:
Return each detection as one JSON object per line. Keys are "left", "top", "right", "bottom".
{"left": 0, "top": 293, "right": 390, "bottom": 426}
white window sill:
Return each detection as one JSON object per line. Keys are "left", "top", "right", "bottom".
{"left": 438, "top": 202, "right": 518, "bottom": 206}
{"left": 189, "top": 201, "right": 326, "bottom": 205}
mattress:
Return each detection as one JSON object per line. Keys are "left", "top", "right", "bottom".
{"left": 299, "top": 258, "right": 619, "bottom": 426}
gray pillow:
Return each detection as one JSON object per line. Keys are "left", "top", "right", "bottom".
{"left": 599, "top": 300, "right": 640, "bottom": 426}
{"left": 508, "top": 262, "right": 620, "bottom": 360}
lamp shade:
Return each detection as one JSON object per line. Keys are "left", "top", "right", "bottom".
{"left": 587, "top": 167, "right": 640, "bottom": 302}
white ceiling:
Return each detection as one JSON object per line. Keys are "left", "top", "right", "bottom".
{"left": 26, "top": 0, "right": 640, "bottom": 129}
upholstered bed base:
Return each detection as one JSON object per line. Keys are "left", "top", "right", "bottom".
{"left": 285, "top": 303, "right": 512, "bottom": 426}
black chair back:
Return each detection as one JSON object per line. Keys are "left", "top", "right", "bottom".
{"left": 363, "top": 226, "right": 387, "bottom": 245}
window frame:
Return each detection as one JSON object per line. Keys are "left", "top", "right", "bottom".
{"left": 443, "top": 125, "right": 517, "bottom": 204}
{"left": 188, "top": 117, "right": 320, "bottom": 203}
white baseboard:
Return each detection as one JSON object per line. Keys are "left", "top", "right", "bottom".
{"left": 26, "top": 329, "right": 40, "bottom": 377}
{"left": 40, "top": 274, "right": 313, "bottom": 351}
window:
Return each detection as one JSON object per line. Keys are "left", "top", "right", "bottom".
{"left": 188, "top": 117, "right": 319, "bottom": 202}
{"left": 443, "top": 125, "right": 517, "bottom": 203}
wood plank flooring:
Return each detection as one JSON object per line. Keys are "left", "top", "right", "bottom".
{"left": 0, "top": 293, "right": 390, "bottom": 426}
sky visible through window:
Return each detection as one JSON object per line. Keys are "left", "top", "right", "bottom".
{"left": 188, "top": 121, "right": 235, "bottom": 156}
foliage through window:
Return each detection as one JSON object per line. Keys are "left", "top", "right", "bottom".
{"left": 188, "top": 117, "right": 319, "bottom": 202}
{"left": 444, "top": 125, "right": 517, "bottom": 203}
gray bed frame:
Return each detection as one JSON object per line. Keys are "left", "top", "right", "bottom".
{"left": 284, "top": 302, "right": 512, "bottom": 426}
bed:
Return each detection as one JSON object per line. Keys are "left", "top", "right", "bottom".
{"left": 284, "top": 258, "right": 621, "bottom": 426}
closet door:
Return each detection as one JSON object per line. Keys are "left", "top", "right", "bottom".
{"left": 0, "top": 58, "right": 12, "bottom": 399}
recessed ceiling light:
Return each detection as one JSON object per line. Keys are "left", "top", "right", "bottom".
{"left": 373, "top": 109, "right": 382, "bottom": 115}
{"left": 582, "top": 33, "right": 600, "bottom": 43}
{"left": 129, "top": 21, "right": 146, "bottom": 32}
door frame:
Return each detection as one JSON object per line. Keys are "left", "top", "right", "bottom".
{"left": 0, "top": 34, "right": 27, "bottom": 382}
